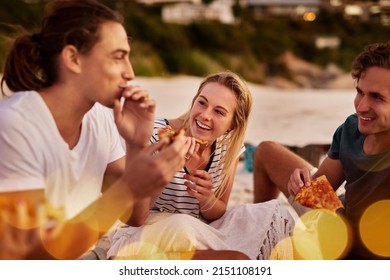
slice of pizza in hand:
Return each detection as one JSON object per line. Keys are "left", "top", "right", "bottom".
{"left": 295, "top": 175, "right": 344, "bottom": 212}
{"left": 194, "top": 138, "right": 208, "bottom": 145}
{"left": 157, "top": 126, "right": 185, "bottom": 145}
{"left": 158, "top": 126, "right": 208, "bottom": 145}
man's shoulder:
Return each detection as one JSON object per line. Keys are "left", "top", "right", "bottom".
{"left": 331, "top": 113, "right": 361, "bottom": 143}
{"left": 345, "top": 113, "right": 358, "bottom": 123}
{"left": 0, "top": 91, "right": 38, "bottom": 110}
{"left": 0, "top": 91, "right": 41, "bottom": 125}
{"left": 340, "top": 113, "right": 359, "bottom": 131}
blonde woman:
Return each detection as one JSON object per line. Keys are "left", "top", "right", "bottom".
{"left": 108, "top": 71, "right": 294, "bottom": 260}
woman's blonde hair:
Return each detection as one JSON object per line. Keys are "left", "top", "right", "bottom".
{"left": 180, "top": 71, "right": 252, "bottom": 197}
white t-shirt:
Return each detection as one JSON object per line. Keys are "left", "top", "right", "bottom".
{"left": 0, "top": 91, "right": 125, "bottom": 218}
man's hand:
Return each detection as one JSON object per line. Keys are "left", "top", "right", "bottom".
{"left": 123, "top": 134, "right": 187, "bottom": 200}
{"left": 113, "top": 85, "right": 155, "bottom": 148}
{"left": 287, "top": 167, "right": 312, "bottom": 196}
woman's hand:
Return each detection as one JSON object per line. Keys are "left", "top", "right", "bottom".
{"left": 287, "top": 167, "right": 312, "bottom": 196}
{"left": 184, "top": 170, "right": 215, "bottom": 207}
{"left": 183, "top": 137, "right": 200, "bottom": 161}
{"left": 114, "top": 85, "right": 155, "bottom": 148}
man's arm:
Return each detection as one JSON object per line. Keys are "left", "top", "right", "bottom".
{"left": 0, "top": 175, "right": 135, "bottom": 260}
{"left": 313, "top": 156, "right": 345, "bottom": 191}
{"left": 102, "top": 157, "right": 125, "bottom": 193}
{"left": 10, "top": 136, "right": 186, "bottom": 260}
{"left": 288, "top": 156, "right": 345, "bottom": 196}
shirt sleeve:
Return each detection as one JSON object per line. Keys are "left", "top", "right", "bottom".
{"left": 327, "top": 123, "right": 343, "bottom": 160}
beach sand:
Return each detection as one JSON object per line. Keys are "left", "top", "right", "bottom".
{"left": 134, "top": 76, "right": 355, "bottom": 206}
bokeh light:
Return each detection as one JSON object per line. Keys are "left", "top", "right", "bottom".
{"left": 113, "top": 241, "right": 170, "bottom": 260}
{"left": 113, "top": 243, "right": 199, "bottom": 260}
{"left": 40, "top": 218, "right": 99, "bottom": 259}
{"left": 303, "top": 12, "right": 316, "bottom": 22}
{"left": 270, "top": 237, "right": 294, "bottom": 260}
{"left": 109, "top": 213, "right": 200, "bottom": 259}
{"left": 359, "top": 200, "right": 390, "bottom": 258}
{"left": 0, "top": 189, "right": 46, "bottom": 230}
{"left": 353, "top": 157, "right": 390, "bottom": 173}
{"left": 292, "top": 209, "right": 351, "bottom": 259}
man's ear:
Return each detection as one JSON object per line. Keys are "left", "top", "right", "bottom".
{"left": 61, "top": 45, "right": 82, "bottom": 74}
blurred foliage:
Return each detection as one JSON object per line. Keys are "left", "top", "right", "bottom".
{"left": 1, "top": 0, "right": 390, "bottom": 84}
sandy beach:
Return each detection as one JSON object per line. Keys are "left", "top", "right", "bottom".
{"left": 133, "top": 75, "right": 356, "bottom": 206}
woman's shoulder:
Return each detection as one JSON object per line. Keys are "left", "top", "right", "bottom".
{"left": 151, "top": 118, "right": 170, "bottom": 144}
{"left": 154, "top": 118, "right": 169, "bottom": 128}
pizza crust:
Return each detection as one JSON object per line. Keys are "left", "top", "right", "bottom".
{"left": 194, "top": 138, "right": 208, "bottom": 145}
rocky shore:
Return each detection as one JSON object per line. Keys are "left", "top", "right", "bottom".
{"left": 264, "top": 51, "right": 355, "bottom": 90}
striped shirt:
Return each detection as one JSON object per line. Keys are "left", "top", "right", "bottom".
{"left": 150, "top": 118, "right": 235, "bottom": 219}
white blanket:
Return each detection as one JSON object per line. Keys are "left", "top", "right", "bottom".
{"left": 108, "top": 199, "right": 294, "bottom": 260}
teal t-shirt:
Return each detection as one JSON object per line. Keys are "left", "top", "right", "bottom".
{"left": 328, "top": 114, "right": 390, "bottom": 258}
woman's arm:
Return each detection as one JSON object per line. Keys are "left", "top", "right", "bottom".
{"left": 185, "top": 160, "right": 238, "bottom": 222}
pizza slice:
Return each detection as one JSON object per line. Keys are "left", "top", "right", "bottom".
{"left": 157, "top": 126, "right": 208, "bottom": 145}
{"left": 295, "top": 175, "right": 344, "bottom": 212}
{"left": 194, "top": 138, "right": 208, "bottom": 145}
{"left": 157, "top": 126, "right": 184, "bottom": 144}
